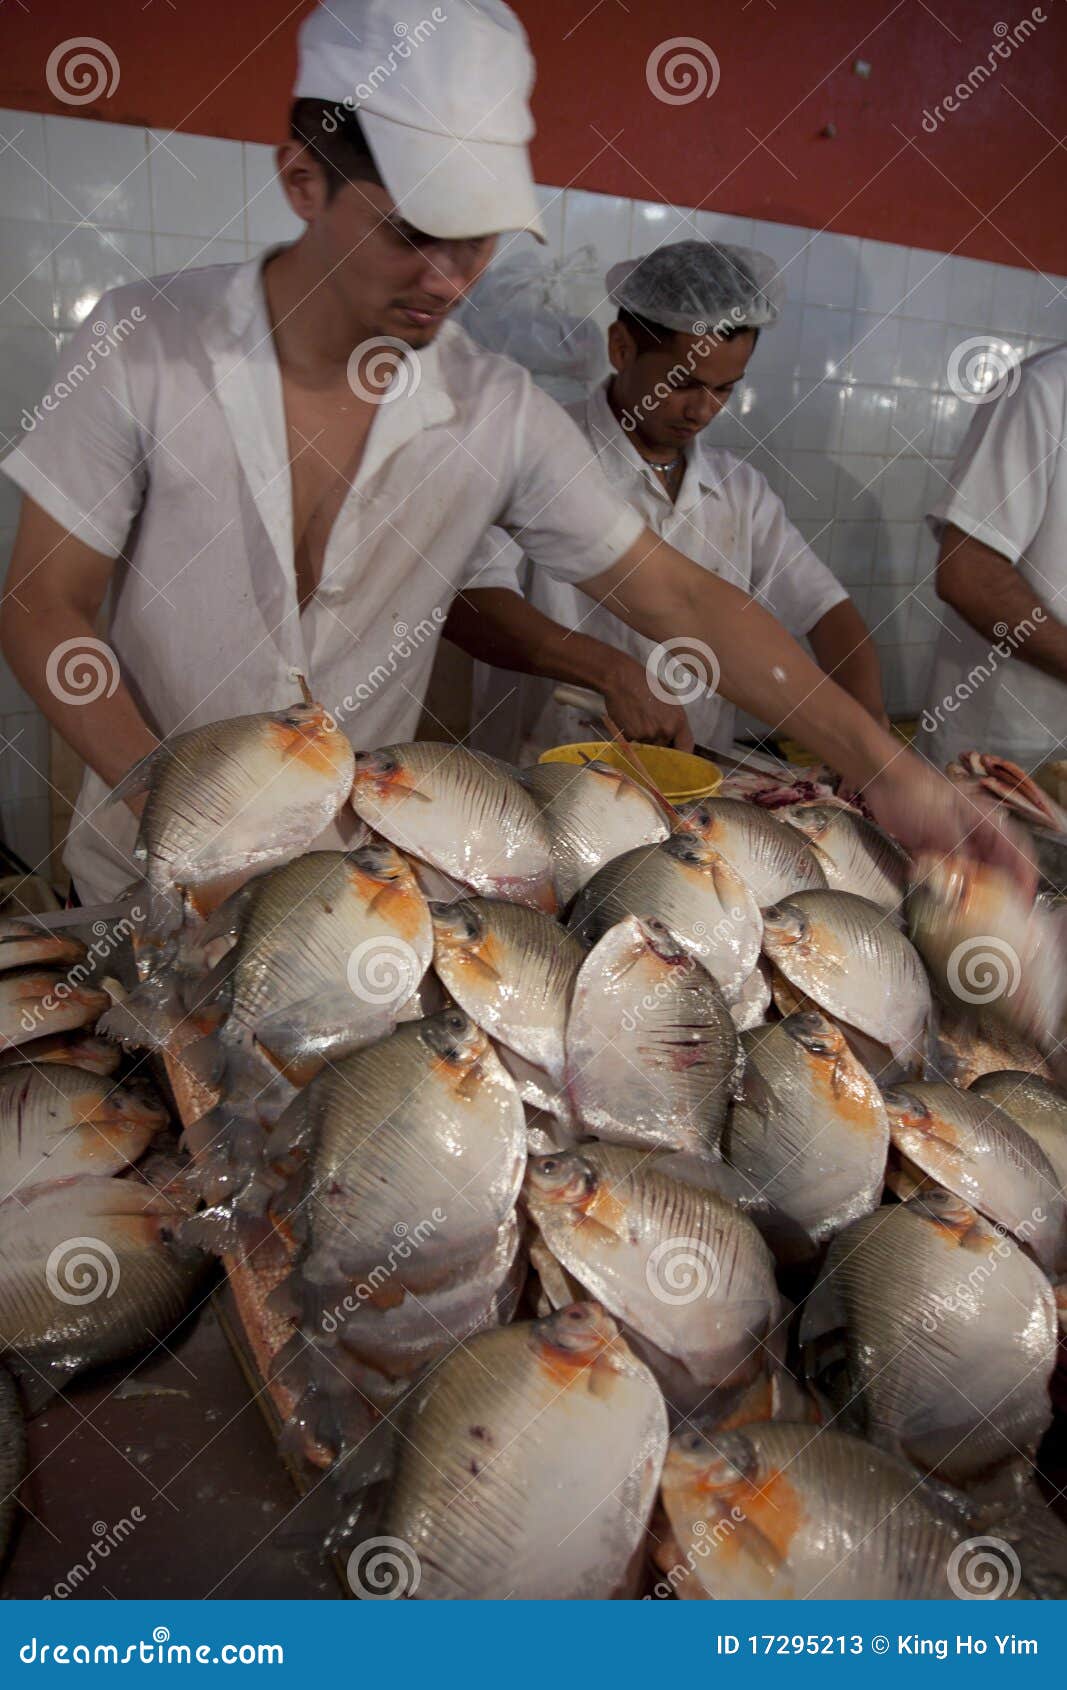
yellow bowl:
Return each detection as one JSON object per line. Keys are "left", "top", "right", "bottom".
{"left": 538, "top": 741, "right": 722, "bottom": 803}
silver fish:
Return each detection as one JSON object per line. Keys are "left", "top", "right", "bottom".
{"left": 0, "top": 1033, "right": 121, "bottom": 1076}
{"left": 0, "top": 919, "right": 87, "bottom": 974}
{"left": 660, "top": 1423, "right": 966, "bottom": 1599}
{"left": 882, "top": 1079, "right": 1066, "bottom": 1275}
{"left": 431, "top": 897, "right": 585, "bottom": 1084}
{"left": 784, "top": 802, "right": 908, "bottom": 912}
{"left": 524, "top": 1143, "right": 779, "bottom": 1403}
{"left": 568, "top": 832, "right": 762, "bottom": 1000}
{"left": 565, "top": 915, "right": 740, "bottom": 1153}
{"left": 907, "top": 855, "right": 1067, "bottom": 1058}
{"left": 0, "top": 1177, "right": 209, "bottom": 1392}
{"left": 349, "top": 743, "right": 556, "bottom": 912}
{"left": 800, "top": 1190, "right": 1057, "bottom": 1485}
{"left": 0, "top": 970, "right": 110, "bottom": 1052}
{"left": 723, "top": 1011, "right": 889, "bottom": 1263}
{"left": 378, "top": 1302, "right": 667, "bottom": 1599}
{"left": 123, "top": 698, "right": 355, "bottom": 943}
{"left": 264, "top": 1010, "right": 526, "bottom": 1449}
{"left": 761, "top": 890, "right": 930, "bottom": 1076}
{"left": 0, "top": 1066, "right": 167, "bottom": 1198}
{"left": 522, "top": 759, "right": 669, "bottom": 906}
{"left": 970, "top": 1070, "right": 1067, "bottom": 1191}
{"left": 680, "top": 796, "right": 828, "bottom": 904}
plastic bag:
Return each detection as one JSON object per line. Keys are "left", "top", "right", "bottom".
{"left": 458, "top": 245, "right": 607, "bottom": 404}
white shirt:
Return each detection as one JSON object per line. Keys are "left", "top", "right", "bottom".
{"left": 1, "top": 256, "right": 642, "bottom": 902}
{"left": 466, "top": 382, "right": 847, "bottom": 761}
{"left": 917, "top": 345, "right": 1067, "bottom": 772}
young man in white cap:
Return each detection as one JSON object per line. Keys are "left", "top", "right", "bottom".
{"left": 453, "top": 240, "right": 887, "bottom": 761}
{"left": 0, "top": 0, "right": 1030, "bottom": 900}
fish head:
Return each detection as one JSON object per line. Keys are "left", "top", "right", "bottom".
{"left": 639, "top": 916, "right": 689, "bottom": 968}
{"left": 348, "top": 838, "right": 410, "bottom": 885}
{"left": 350, "top": 747, "right": 424, "bottom": 805}
{"left": 421, "top": 1007, "right": 487, "bottom": 1069}
{"left": 430, "top": 899, "right": 486, "bottom": 952}
{"left": 665, "top": 830, "right": 717, "bottom": 870}
{"left": 270, "top": 702, "right": 352, "bottom": 774}
{"left": 782, "top": 802, "right": 836, "bottom": 841}
{"left": 537, "top": 1300, "right": 619, "bottom": 1362}
{"left": 761, "top": 901, "right": 808, "bottom": 947}
{"left": 98, "top": 1078, "right": 169, "bottom": 1136}
{"left": 677, "top": 802, "right": 715, "bottom": 841}
{"left": 784, "top": 1009, "right": 845, "bottom": 1062}
{"left": 524, "top": 1150, "right": 597, "bottom": 1210}
{"left": 908, "top": 1184, "right": 980, "bottom": 1238}
{"left": 666, "top": 1426, "right": 759, "bottom": 1493}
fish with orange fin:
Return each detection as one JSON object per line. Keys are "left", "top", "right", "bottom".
{"left": 0, "top": 970, "right": 109, "bottom": 1051}
{"left": 722, "top": 1011, "right": 889, "bottom": 1265}
{"left": 378, "top": 1303, "right": 667, "bottom": 1599}
{"left": 349, "top": 742, "right": 557, "bottom": 913}
{"left": 0, "top": 1032, "right": 121, "bottom": 1077}
{"left": 144, "top": 845, "right": 433, "bottom": 1196}
{"left": 0, "top": 1064, "right": 167, "bottom": 1196}
{"left": 112, "top": 693, "right": 356, "bottom": 948}
{"left": 948, "top": 750, "right": 1067, "bottom": 833}
{"left": 800, "top": 1189, "right": 1057, "bottom": 1486}
{"left": 259, "top": 1010, "right": 526, "bottom": 1462}
{"left": 0, "top": 919, "right": 88, "bottom": 974}
{"left": 659, "top": 1423, "right": 969, "bottom": 1599}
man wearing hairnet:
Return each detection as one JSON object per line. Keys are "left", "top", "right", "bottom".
{"left": 451, "top": 240, "right": 886, "bottom": 761}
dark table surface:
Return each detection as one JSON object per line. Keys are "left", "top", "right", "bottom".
{"left": 1, "top": 1284, "right": 342, "bottom": 1601}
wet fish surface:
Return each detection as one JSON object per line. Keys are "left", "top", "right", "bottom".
{"left": 349, "top": 743, "right": 556, "bottom": 912}
{"left": 722, "top": 1011, "right": 889, "bottom": 1263}
{"left": 378, "top": 1303, "right": 667, "bottom": 1599}
{"left": 680, "top": 796, "right": 828, "bottom": 905}
{"left": 521, "top": 760, "right": 669, "bottom": 906}
{"left": 568, "top": 832, "right": 762, "bottom": 1000}
{"left": 564, "top": 916, "right": 740, "bottom": 1153}
{"left": 800, "top": 1190, "right": 1057, "bottom": 1485}
{"left": 0, "top": 1065, "right": 167, "bottom": 1197}
{"left": 783, "top": 803, "right": 908, "bottom": 912}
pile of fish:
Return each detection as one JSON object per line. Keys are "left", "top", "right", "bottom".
{"left": 8, "top": 699, "right": 1067, "bottom": 1600}
{"left": 0, "top": 918, "right": 212, "bottom": 1567}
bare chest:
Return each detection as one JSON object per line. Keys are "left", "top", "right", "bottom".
{"left": 282, "top": 378, "right": 376, "bottom": 609}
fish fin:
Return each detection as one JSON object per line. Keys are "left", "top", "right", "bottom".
{"left": 96, "top": 970, "right": 189, "bottom": 1052}
{"left": 105, "top": 747, "right": 166, "bottom": 807}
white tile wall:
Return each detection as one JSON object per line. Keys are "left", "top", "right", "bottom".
{"left": 0, "top": 105, "right": 1064, "bottom": 861}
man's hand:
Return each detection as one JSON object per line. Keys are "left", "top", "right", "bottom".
{"left": 601, "top": 657, "right": 693, "bottom": 749}
{"left": 865, "top": 757, "right": 1037, "bottom": 894}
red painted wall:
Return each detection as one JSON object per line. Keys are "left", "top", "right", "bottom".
{"left": 5, "top": 0, "right": 1066, "bottom": 271}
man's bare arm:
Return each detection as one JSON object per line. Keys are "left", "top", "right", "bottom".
{"left": 579, "top": 526, "right": 1033, "bottom": 882}
{"left": 807, "top": 598, "right": 888, "bottom": 726}
{"left": 936, "top": 522, "right": 1067, "bottom": 683}
{"left": 445, "top": 586, "right": 693, "bottom": 748}
{"left": 0, "top": 497, "right": 159, "bottom": 809}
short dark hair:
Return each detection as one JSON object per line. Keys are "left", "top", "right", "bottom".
{"left": 616, "top": 306, "right": 759, "bottom": 354}
{"left": 289, "top": 98, "right": 385, "bottom": 200}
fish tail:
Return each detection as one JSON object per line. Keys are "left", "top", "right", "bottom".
{"left": 96, "top": 970, "right": 188, "bottom": 1052}
{"left": 271, "top": 1331, "right": 384, "bottom": 1474}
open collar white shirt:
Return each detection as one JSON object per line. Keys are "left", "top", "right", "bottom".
{"left": 2, "top": 255, "right": 642, "bottom": 900}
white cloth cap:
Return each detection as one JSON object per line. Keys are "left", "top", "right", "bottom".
{"left": 294, "top": 0, "right": 545, "bottom": 243}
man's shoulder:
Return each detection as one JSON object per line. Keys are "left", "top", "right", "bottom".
{"left": 1018, "top": 342, "right": 1067, "bottom": 402}
{"left": 436, "top": 316, "right": 534, "bottom": 403}
{"left": 89, "top": 260, "right": 247, "bottom": 346}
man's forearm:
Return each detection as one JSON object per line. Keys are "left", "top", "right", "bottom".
{"left": 581, "top": 530, "right": 900, "bottom": 790}
{"left": 937, "top": 524, "right": 1067, "bottom": 685}
{"left": 808, "top": 600, "right": 887, "bottom": 723}
{"left": 445, "top": 588, "right": 620, "bottom": 693}
{"left": 0, "top": 596, "right": 158, "bottom": 796}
